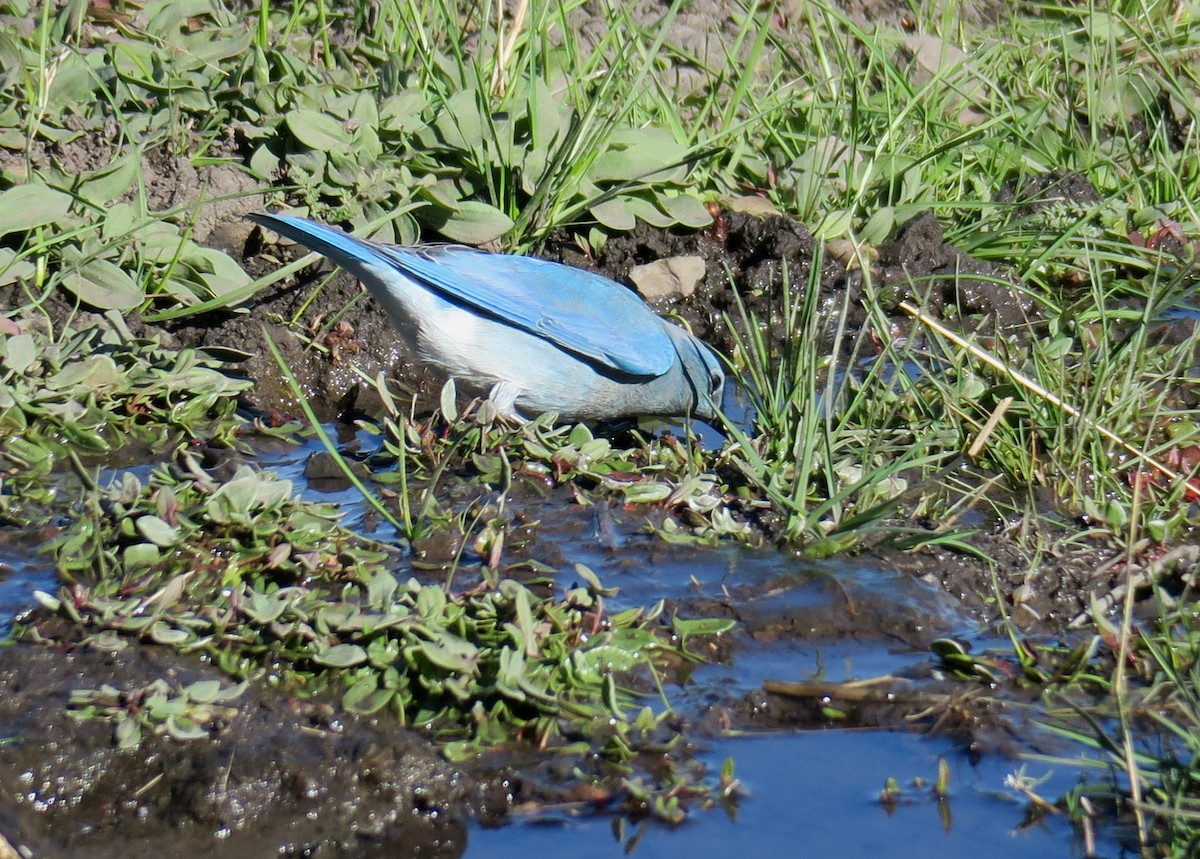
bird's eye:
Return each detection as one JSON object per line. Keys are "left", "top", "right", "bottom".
{"left": 709, "top": 372, "right": 722, "bottom": 395}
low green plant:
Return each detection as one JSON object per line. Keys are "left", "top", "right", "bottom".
{"left": 901, "top": 254, "right": 1200, "bottom": 551}
{"left": 1034, "top": 599, "right": 1200, "bottom": 856}
{"left": 0, "top": 0, "right": 725, "bottom": 316}
{"left": 0, "top": 314, "right": 250, "bottom": 484}
{"left": 0, "top": 180, "right": 254, "bottom": 312}
{"left": 0, "top": 0, "right": 259, "bottom": 310}
{"left": 69, "top": 678, "right": 247, "bottom": 750}
{"left": 355, "top": 376, "right": 752, "bottom": 548}
{"left": 38, "top": 442, "right": 734, "bottom": 753}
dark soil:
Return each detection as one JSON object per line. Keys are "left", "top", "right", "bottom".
{"left": 0, "top": 619, "right": 504, "bottom": 859}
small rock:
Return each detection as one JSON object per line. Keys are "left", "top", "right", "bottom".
{"left": 629, "top": 256, "right": 706, "bottom": 299}
{"left": 825, "top": 238, "right": 876, "bottom": 269}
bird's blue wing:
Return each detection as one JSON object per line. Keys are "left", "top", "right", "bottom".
{"left": 382, "top": 246, "right": 676, "bottom": 378}
{"left": 250, "top": 214, "right": 676, "bottom": 378}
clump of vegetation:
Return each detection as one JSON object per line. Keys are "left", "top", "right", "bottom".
{"left": 69, "top": 677, "right": 248, "bottom": 749}
{"left": 41, "top": 453, "right": 724, "bottom": 752}
{"left": 0, "top": 316, "right": 253, "bottom": 534}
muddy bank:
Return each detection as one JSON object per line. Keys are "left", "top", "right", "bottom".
{"left": 0, "top": 617, "right": 513, "bottom": 858}
{"left": 0, "top": 200, "right": 1151, "bottom": 856}
{"left": 7, "top": 162, "right": 1182, "bottom": 635}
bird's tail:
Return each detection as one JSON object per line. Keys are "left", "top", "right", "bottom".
{"left": 249, "top": 213, "right": 389, "bottom": 277}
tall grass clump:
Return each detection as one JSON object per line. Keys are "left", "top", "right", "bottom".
{"left": 721, "top": 249, "right": 969, "bottom": 553}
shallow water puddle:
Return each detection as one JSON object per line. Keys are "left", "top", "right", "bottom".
{"left": 0, "top": 530, "right": 52, "bottom": 636}
{"left": 470, "top": 731, "right": 1084, "bottom": 859}
{"left": 526, "top": 546, "right": 1110, "bottom": 857}
{"left": 0, "top": 430, "right": 1113, "bottom": 858}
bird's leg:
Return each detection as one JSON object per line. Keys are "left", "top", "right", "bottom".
{"left": 486, "top": 381, "right": 528, "bottom": 422}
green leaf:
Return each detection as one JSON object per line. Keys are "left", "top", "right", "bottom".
{"left": 439, "top": 378, "right": 458, "bottom": 422}
{"left": 2, "top": 332, "right": 35, "bottom": 374}
{"left": 313, "top": 643, "right": 368, "bottom": 667}
{"left": 620, "top": 481, "right": 673, "bottom": 504}
{"left": 860, "top": 206, "right": 895, "bottom": 245}
{"left": 79, "top": 153, "right": 140, "bottom": 205}
{"left": 413, "top": 638, "right": 478, "bottom": 673}
{"left": 60, "top": 257, "right": 145, "bottom": 311}
{"left": 120, "top": 540, "right": 160, "bottom": 569}
{"left": 567, "top": 424, "right": 593, "bottom": 446}
{"left": 185, "top": 245, "right": 253, "bottom": 299}
{"left": 243, "top": 591, "right": 289, "bottom": 623}
{"left": 115, "top": 715, "right": 142, "bottom": 749}
{"left": 165, "top": 714, "right": 210, "bottom": 741}
{"left": 0, "top": 248, "right": 36, "bottom": 286}
{"left": 420, "top": 199, "right": 513, "bottom": 244}
{"left": 434, "top": 89, "right": 484, "bottom": 150}
{"left": 47, "top": 354, "right": 122, "bottom": 390}
{"left": 814, "top": 208, "right": 854, "bottom": 241}
{"left": 623, "top": 195, "right": 675, "bottom": 228}
{"left": 589, "top": 129, "right": 687, "bottom": 183}
{"left": 657, "top": 194, "right": 712, "bottom": 228}
{"left": 184, "top": 680, "right": 224, "bottom": 703}
{"left": 45, "top": 50, "right": 96, "bottom": 107}
{"left": 32, "top": 591, "right": 61, "bottom": 612}
{"left": 344, "top": 675, "right": 394, "bottom": 714}
{"left": 130, "top": 221, "right": 185, "bottom": 262}
{"left": 0, "top": 184, "right": 73, "bottom": 237}
{"left": 367, "top": 569, "right": 399, "bottom": 608}
{"left": 136, "top": 515, "right": 182, "bottom": 547}
{"left": 495, "top": 658, "right": 528, "bottom": 704}
{"left": 416, "top": 584, "right": 447, "bottom": 619}
{"left": 590, "top": 198, "right": 635, "bottom": 231}
{"left": 0, "top": 32, "right": 22, "bottom": 91}
{"left": 672, "top": 616, "right": 735, "bottom": 636}
{"left": 513, "top": 586, "right": 535, "bottom": 652}
{"left": 249, "top": 144, "right": 280, "bottom": 179}
{"left": 286, "top": 110, "right": 352, "bottom": 150}
{"left": 208, "top": 681, "right": 248, "bottom": 703}
{"left": 572, "top": 563, "right": 617, "bottom": 596}
{"left": 379, "top": 90, "right": 427, "bottom": 133}
{"left": 149, "top": 622, "right": 190, "bottom": 645}
{"left": 529, "top": 77, "right": 564, "bottom": 152}
{"left": 191, "top": 29, "right": 253, "bottom": 64}
{"left": 572, "top": 643, "right": 644, "bottom": 681}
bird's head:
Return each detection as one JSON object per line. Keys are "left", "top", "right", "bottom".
{"left": 672, "top": 328, "right": 725, "bottom": 423}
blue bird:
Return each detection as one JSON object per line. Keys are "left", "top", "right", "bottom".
{"left": 250, "top": 213, "right": 725, "bottom": 423}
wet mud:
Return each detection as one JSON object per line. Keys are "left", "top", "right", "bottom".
{"left": 0, "top": 619, "right": 498, "bottom": 858}
{"left": 3, "top": 157, "right": 1184, "bottom": 855}
{"left": 2, "top": 2, "right": 1192, "bottom": 851}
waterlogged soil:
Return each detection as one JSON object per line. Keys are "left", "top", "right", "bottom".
{"left": 0, "top": 620, "right": 499, "bottom": 858}
{"left": 1, "top": 4, "right": 1186, "bottom": 857}
{"left": 1, "top": 179, "right": 1157, "bottom": 856}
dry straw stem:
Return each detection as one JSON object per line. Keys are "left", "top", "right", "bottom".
{"left": 898, "top": 301, "right": 1200, "bottom": 499}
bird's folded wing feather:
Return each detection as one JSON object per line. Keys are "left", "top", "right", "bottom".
{"left": 382, "top": 246, "right": 675, "bottom": 378}
{"left": 250, "top": 214, "right": 676, "bottom": 378}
